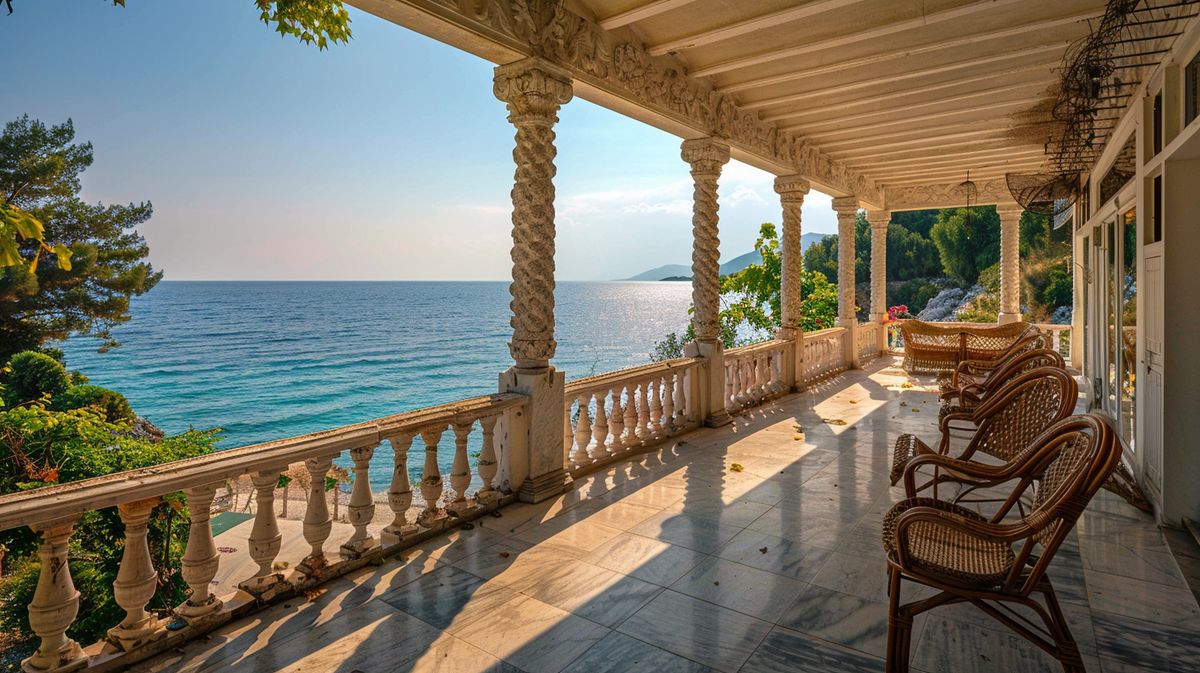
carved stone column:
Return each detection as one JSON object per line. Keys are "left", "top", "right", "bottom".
{"left": 298, "top": 455, "right": 334, "bottom": 573}
{"left": 867, "top": 210, "right": 890, "bottom": 354}
{"left": 494, "top": 57, "right": 572, "bottom": 504}
{"left": 176, "top": 483, "right": 223, "bottom": 624}
{"left": 997, "top": 203, "right": 1023, "bottom": 323}
{"left": 341, "top": 445, "right": 377, "bottom": 558}
{"left": 682, "top": 137, "right": 732, "bottom": 427}
{"left": 774, "top": 175, "right": 809, "bottom": 389}
{"left": 108, "top": 497, "right": 165, "bottom": 651}
{"left": 832, "top": 196, "right": 861, "bottom": 368}
{"left": 22, "top": 517, "right": 85, "bottom": 673}
{"left": 239, "top": 470, "right": 284, "bottom": 598}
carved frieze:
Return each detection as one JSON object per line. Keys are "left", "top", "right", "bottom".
{"left": 884, "top": 178, "right": 1013, "bottom": 211}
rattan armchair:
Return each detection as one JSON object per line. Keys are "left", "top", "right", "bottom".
{"left": 890, "top": 367, "right": 1078, "bottom": 489}
{"left": 939, "top": 348, "right": 1066, "bottom": 422}
{"left": 937, "top": 331, "right": 1048, "bottom": 393}
{"left": 899, "top": 320, "right": 1039, "bottom": 374}
{"left": 882, "top": 414, "right": 1121, "bottom": 673}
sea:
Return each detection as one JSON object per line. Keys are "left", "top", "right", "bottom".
{"left": 60, "top": 281, "right": 695, "bottom": 488}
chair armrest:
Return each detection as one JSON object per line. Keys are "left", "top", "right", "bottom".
{"left": 902, "top": 453, "right": 1011, "bottom": 498}
{"left": 892, "top": 505, "right": 1033, "bottom": 570}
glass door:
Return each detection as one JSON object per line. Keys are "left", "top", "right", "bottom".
{"left": 1119, "top": 208, "right": 1137, "bottom": 450}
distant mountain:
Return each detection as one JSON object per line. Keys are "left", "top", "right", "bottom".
{"left": 621, "top": 232, "right": 833, "bottom": 281}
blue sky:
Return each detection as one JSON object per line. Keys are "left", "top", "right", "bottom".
{"left": 3, "top": 1, "right": 838, "bottom": 280}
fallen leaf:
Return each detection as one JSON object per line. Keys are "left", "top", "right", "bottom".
{"left": 899, "top": 402, "right": 908, "bottom": 407}
{"left": 848, "top": 399, "right": 858, "bottom": 404}
{"left": 822, "top": 418, "right": 847, "bottom": 426}
{"left": 730, "top": 463, "right": 745, "bottom": 472}
{"left": 713, "top": 581, "right": 720, "bottom": 586}
{"left": 758, "top": 547, "right": 769, "bottom": 554}
{"left": 900, "top": 382, "right": 914, "bottom": 389}
{"left": 498, "top": 551, "right": 511, "bottom": 558}
{"left": 912, "top": 408, "right": 921, "bottom": 413}
{"left": 272, "top": 561, "right": 290, "bottom": 571}
{"left": 793, "top": 433, "right": 804, "bottom": 441}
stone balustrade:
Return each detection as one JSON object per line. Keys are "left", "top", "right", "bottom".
{"left": 857, "top": 321, "right": 883, "bottom": 363}
{"left": 724, "top": 340, "right": 789, "bottom": 413}
{"left": 0, "top": 392, "right": 527, "bottom": 673}
{"left": 801, "top": 327, "right": 849, "bottom": 385}
{"left": 1034, "top": 323, "right": 1073, "bottom": 361}
{"left": 563, "top": 357, "right": 703, "bottom": 474}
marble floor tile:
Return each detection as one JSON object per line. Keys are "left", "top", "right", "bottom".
{"left": 583, "top": 531, "right": 707, "bottom": 586}
{"left": 512, "top": 519, "right": 625, "bottom": 554}
{"left": 1086, "top": 569, "right": 1200, "bottom": 625}
{"left": 451, "top": 540, "right": 576, "bottom": 591}
{"left": 669, "top": 556, "right": 807, "bottom": 622}
{"left": 1082, "top": 539, "right": 1189, "bottom": 587}
{"left": 658, "top": 497, "right": 773, "bottom": 527}
{"left": 379, "top": 564, "right": 517, "bottom": 634}
{"left": 454, "top": 594, "right": 609, "bottom": 673}
{"left": 809, "top": 550, "right": 892, "bottom": 602}
{"left": 913, "top": 615, "right": 1065, "bottom": 672}
{"left": 520, "top": 557, "right": 662, "bottom": 627}
{"left": 739, "top": 626, "right": 890, "bottom": 673}
{"left": 778, "top": 582, "right": 926, "bottom": 659}
{"left": 628, "top": 510, "right": 744, "bottom": 554}
{"left": 743, "top": 507, "right": 857, "bottom": 549}
{"left": 715, "top": 528, "right": 835, "bottom": 582}
{"left": 560, "top": 631, "right": 716, "bottom": 673}
{"left": 616, "top": 590, "right": 772, "bottom": 673}
{"left": 1091, "top": 608, "right": 1200, "bottom": 671}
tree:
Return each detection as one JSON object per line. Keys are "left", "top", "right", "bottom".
{"left": 0, "top": 116, "right": 162, "bottom": 362}
{"left": 929, "top": 206, "right": 1001, "bottom": 284}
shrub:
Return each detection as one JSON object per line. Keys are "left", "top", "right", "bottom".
{"left": 53, "top": 385, "right": 135, "bottom": 423}
{"left": 891, "top": 279, "right": 941, "bottom": 315}
{"left": 2, "top": 351, "right": 71, "bottom": 406}
{"left": 1039, "top": 265, "right": 1073, "bottom": 309}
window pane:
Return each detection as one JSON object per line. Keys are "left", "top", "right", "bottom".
{"left": 1121, "top": 210, "right": 1137, "bottom": 448}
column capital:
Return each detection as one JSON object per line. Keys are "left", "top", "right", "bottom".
{"left": 681, "top": 138, "right": 730, "bottom": 174}
{"left": 831, "top": 196, "right": 860, "bottom": 216}
{"left": 773, "top": 175, "right": 810, "bottom": 201}
{"left": 995, "top": 202, "right": 1024, "bottom": 220}
{"left": 493, "top": 58, "right": 573, "bottom": 118}
{"left": 866, "top": 209, "right": 891, "bottom": 229}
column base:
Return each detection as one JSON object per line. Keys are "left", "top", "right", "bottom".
{"left": 998, "top": 312, "right": 1022, "bottom": 324}
{"left": 517, "top": 467, "right": 569, "bottom": 503}
{"left": 704, "top": 410, "right": 733, "bottom": 427}
{"left": 238, "top": 573, "right": 287, "bottom": 601}
{"left": 339, "top": 535, "right": 378, "bottom": 560}
{"left": 106, "top": 615, "right": 167, "bottom": 652}
{"left": 21, "top": 640, "right": 86, "bottom": 673}
{"left": 380, "top": 523, "right": 420, "bottom": 547}
{"left": 174, "top": 594, "right": 223, "bottom": 626}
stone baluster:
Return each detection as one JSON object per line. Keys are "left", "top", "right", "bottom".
{"left": 674, "top": 372, "right": 687, "bottom": 426}
{"left": 997, "top": 203, "right": 1023, "bottom": 323}
{"left": 832, "top": 196, "right": 861, "bottom": 368}
{"left": 418, "top": 427, "right": 447, "bottom": 527}
{"left": 606, "top": 388, "right": 624, "bottom": 454}
{"left": 177, "top": 483, "right": 223, "bottom": 623}
{"left": 240, "top": 470, "right": 284, "bottom": 596}
{"left": 572, "top": 395, "right": 592, "bottom": 466}
{"left": 648, "top": 377, "right": 663, "bottom": 436}
{"left": 662, "top": 374, "right": 676, "bottom": 432}
{"left": 622, "top": 384, "right": 638, "bottom": 446}
{"left": 108, "top": 497, "right": 164, "bottom": 651}
{"left": 297, "top": 455, "right": 334, "bottom": 573}
{"left": 590, "top": 392, "right": 609, "bottom": 457}
{"left": 22, "top": 518, "right": 85, "bottom": 673}
{"left": 341, "top": 445, "right": 377, "bottom": 558}
{"left": 636, "top": 380, "right": 651, "bottom": 438}
{"left": 725, "top": 362, "right": 735, "bottom": 411}
{"left": 448, "top": 422, "right": 474, "bottom": 516}
{"left": 682, "top": 138, "right": 732, "bottom": 427}
{"left": 476, "top": 415, "right": 501, "bottom": 506}
{"left": 383, "top": 435, "right": 419, "bottom": 543}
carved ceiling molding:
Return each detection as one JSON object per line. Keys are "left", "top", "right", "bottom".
{"left": 412, "top": 0, "right": 882, "bottom": 205}
{"left": 884, "top": 178, "right": 1015, "bottom": 212}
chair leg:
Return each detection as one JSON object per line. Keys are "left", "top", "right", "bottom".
{"left": 1039, "top": 580, "right": 1085, "bottom": 673}
{"left": 886, "top": 567, "right": 912, "bottom": 673}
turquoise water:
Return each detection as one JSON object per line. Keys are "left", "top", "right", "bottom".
{"left": 61, "top": 281, "right": 693, "bottom": 487}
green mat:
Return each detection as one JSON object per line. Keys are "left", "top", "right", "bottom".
{"left": 210, "top": 511, "right": 254, "bottom": 537}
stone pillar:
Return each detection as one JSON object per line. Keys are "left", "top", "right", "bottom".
{"left": 774, "top": 175, "right": 810, "bottom": 389}
{"left": 832, "top": 196, "right": 861, "bottom": 368}
{"left": 867, "top": 210, "right": 890, "bottom": 354}
{"left": 494, "top": 57, "right": 573, "bottom": 503}
{"left": 997, "top": 203, "right": 1023, "bottom": 323}
{"left": 22, "top": 518, "right": 85, "bottom": 673}
{"left": 681, "top": 137, "right": 732, "bottom": 427}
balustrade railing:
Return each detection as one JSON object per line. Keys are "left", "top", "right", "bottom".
{"left": 724, "top": 340, "right": 789, "bottom": 413}
{"left": 800, "top": 327, "right": 848, "bottom": 385}
{"left": 1034, "top": 323, "right": 1073, "bottom": 361}
{"left": 857, "top": 321, "right": 882, "bottom": 362}
{"left": 886, "top": 320, "right": 905, "bottom": 353}
{"left": 0, "top": 392, "right": 526, "bottom": 672}
{"left": 563, "top": 357, "right": 702, "bottom": 474}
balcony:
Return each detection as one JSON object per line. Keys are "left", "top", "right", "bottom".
{"left": 7, "top": 335, "right": 1190, "bottom": 671}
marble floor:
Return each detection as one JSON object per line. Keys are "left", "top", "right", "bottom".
{"left": 135, "top": 357, "right": 1200, "bottom": 673}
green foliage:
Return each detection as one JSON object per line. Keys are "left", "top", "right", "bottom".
{"left": 650, "top": 332, "right": 687, "bottom": 362}
{"left": 0, "top": 403, "right": 219, "bottom": 644}
{"left": 255, "top": 0, "right": 352, "bottom": 49}
{"left": 891, "top": 279, "right": 941, "bottom": 315}
{"left": 52, "top": 384, "right": 134, "bottom": 423}
{"left": 0, "top": 116, "right": 162, "bottom": 362}
{"left": 886, "top": 221, "right": 943, "bottom": 280}
{"left": 1040, "top": 265, "right": 1073, "bottom": 308}
{"left": 803, "top": 233, "right": 838, "bottom": 283}
{"left": 2, "top": 350, "right": 70, "bottom": 406}
{"left": 929, "top": 207, "right": 1001, "bottom": 284}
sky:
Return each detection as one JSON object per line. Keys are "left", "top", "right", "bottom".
{"left": 2, "top": 1, "right": 839, "bottom": 281}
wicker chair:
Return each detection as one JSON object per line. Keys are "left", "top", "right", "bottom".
{"left": 882, "top": 414, "right": 1121, "bottom": 673}
{"left": 890, "top": 367, "right": 1078, "bottom": 489}
{"left": 937, "top": 331, "right": 1048, "bottom": 393}
{"left": 899, "top": 320, "right": 1039, "bottom": 374}
{"left": 939, "top": 348, "right": 1066, "bottom": 422}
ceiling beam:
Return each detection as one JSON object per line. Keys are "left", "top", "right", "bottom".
{"left": 689, "top": 0, "right": 1026, "bottom": 78}
{"left": 822, "top": 128, "right": 1009, "bottom": 153}
{"left": 763, "top": 79, "right": 1056, "bottom": 123}
{"left": 875, "top": 162, "right": 1043, "bottom": 181}
{"left": 716, "top": 9, "right": 1104, "bottom": 94}
{"left": 831, "top": 138, "right": 1039, "bottom": 162}
{"left": 788, "top": 96, "right": 1047, "bottom": 138}
{"left": 848, "top": 148, "right": 1047, "bottom": 171}
{"left": 743, "top": 58, "right": 1060, "bottom": 111}
{"left": 814, "top": 121, "right": 1015, "bottom": 150}
{"left": 598, "top": 0, "right": 698, "bottom": 30}
{"left": 879, "top": 170, "right": 1029, "bottom": 187}
{"left": 646, "top": 0, "right": 868, "bottom": 56}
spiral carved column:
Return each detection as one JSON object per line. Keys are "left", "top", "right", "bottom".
{"left": 775, "top": 176, "right": 810, "bottom": 335}
{"left": 832, "top": 196, "right": 861, "bottom": 369}
{"left": 494, "top": 58, "right": 573, "bottom": 372}
{"left": 682, "top": 138, "right": 731, "bottom": 426}
{"left": 997, "top": 204, "right": 1023, "bottom": 324}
